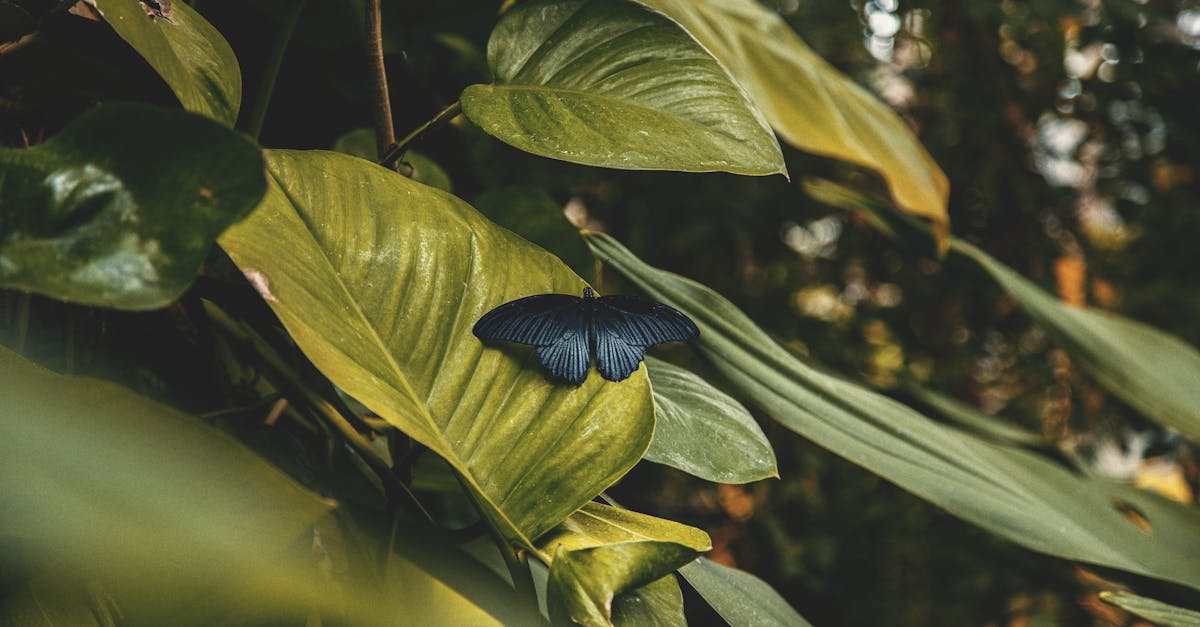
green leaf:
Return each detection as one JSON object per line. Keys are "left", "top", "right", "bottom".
{"left": 644, "top": 357, "right": 778, "bottom": 483}
{"left": 953, "top": 239, "right": 1200, "bottom": 443}
{"left": 640, "top": 0, "right": 948, "bottom": 229}
{"left": 900, "top": 383, "right": 1046, "bottom": 447}
{"left": 807, "top": 178, "right": 1200, "bottom": 443}
{"left": 219, "top": 150, "right": 654, "bottom": 550}
{"left": 474, "top": 186, "right": 596, "bottom": 285}
{"left": 612, "top": 575, "right": 685, "bottom": 627}
{"left": 538, "top": 503, "right": 710, "bottom": 626}
{"left": 586, "top": 232, "right": 1200, "bottom": 591}
{"left": 331, "top": 127, "right": 453, "bottom": 192}
{"left": 1100, "top": 591, "right": 1200, "bottom": 627}
{"left": 0, "top": 102, "right": 267, "bottom": 309}
{"left": 91, "top": 0, "right": 242, "bottom": 125}
{"left": 679, "top": 558, "right": 812, "bottom": 627}
{"left": 461, "top": 0, "right": 785, "bottom": 177}
{"left": 0, "top": 344, "right": 331, "bottom": 621}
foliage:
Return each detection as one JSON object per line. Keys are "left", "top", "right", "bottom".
{"left": 2, "top": 0, "right": 1198, "bottom": 625}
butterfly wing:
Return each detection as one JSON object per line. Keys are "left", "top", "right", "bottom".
{"left": 473, "top": 294, "right": 583, "bottom": 346}
{"left": 474, "top": 293, "right": 590, "bottom": 385}
{"left": 592, "top": 295, "right": 699, "bottom": 382}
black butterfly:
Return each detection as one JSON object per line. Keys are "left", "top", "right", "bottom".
{"left": 473, "top": 287, "right": 699, "bottom": 385}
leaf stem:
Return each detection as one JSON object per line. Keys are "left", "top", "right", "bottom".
{"left": 379, "top": 100, "right": 461, "bottom": 169}
{"left": 241, "top": 0, "right": 305, "bottom": 140}
{"left": 453, "top": 471, "right": 543, "bottom": 624}
{"left": 365, "top": 0, "right": 396, "bottom": 164}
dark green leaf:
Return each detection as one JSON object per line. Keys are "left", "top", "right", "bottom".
{"left": 0, "top": 102, "right": 266, "bottom": 309}
{"left": 461, "top": 0, "right": 785, "bottom": 176}
{"left": 474, "top": 186, "right": 596, "bottom": 285}
{"left": 679, "top": 558, "right": 812, "bottom": 627}
{"left": 92, "top": 0, "right": 242, "bottom": 125}
{"left": 612, "top": 575, "right": 685, "bottom": 627}
{"left": 587, "top": 232, "right": 1200, "bottom": 591}
{"left": 219, "top": 151, "right": 654, "bottom": 551}
{"left": 645, "top": 357, "right": 777, "bottom": 483}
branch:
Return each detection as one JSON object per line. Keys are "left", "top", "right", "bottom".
{"left": 365, "top": 0, "right": 396, "bottom": 165}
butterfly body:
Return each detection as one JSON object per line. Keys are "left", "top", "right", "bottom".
{"left": 473, "top": 287, "right": 699, "bottom": 385}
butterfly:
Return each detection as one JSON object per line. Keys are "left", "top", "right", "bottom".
{"left": 473, "top": 287, "right": 699, "bottom": 385}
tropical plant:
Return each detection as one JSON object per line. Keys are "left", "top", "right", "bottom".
{"left": 1, "top": 0, "right": 1198, "bottom": 625}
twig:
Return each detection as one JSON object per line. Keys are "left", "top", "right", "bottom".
{"left": 378, "top": 100, "right": 461, "bottom": 168}
{"left": 365, "top": 0, "right": 396, "bottom": 164}
{"left": 241, "top": 0, "right": 305, "bottom": 140}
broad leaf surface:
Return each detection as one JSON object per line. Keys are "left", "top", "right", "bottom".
{"left": 332, "top": 127, "right": 453, "bottom": 192}
{"left": 679, "top": 558, "right": 812, "bottom": 627}
{"left": 92, "top": 0, "right": 241, "bottom": 125}
{"left": 587, "top": 232, "right": 1200, "bottom": 590}
{"left": 1100, "top": 591, "right": 1200, "bottom": 626}
{"left": 219, "top": 150, "right": 654, "bottom": 549}
{"left": 0, "top": 102, "right": 266, "bottom": 309}
{"left": 0, "top": 345, "right": 331, "bottom": 622}
{"left": 461, "top": 0, "right": 785, "bottom": 176}
{"left": 645, "top": 357, "right": 777, "bottom": 483}
{"left": 808, "top": 177, "right": 1200, "bottom": 443}
{"left": 474, "top": 186, "right": 597, "bottom": 285}
{"left": 538, "top": 502, "right": 710, "bottom": 626}
{"left": 612, "top": 575, "right": 685, "bottom": 627}
{"left": 640, "top": 0, "right": 948, "bottom": 228}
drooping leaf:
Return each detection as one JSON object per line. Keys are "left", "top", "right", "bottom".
{"left": 0, "top": 102, "right": 266, "bottom": 309}
{"left": 644, "top": 357, "right": 777, "bottom": 483}
{"left": 331, "top": 127, "right": 453, "bottom": 192}
{"left": 640, "top": 0, "right": 948, "bottom": 229}
{"left": 0, "top": 345, "right": 331, "bottom": 622}
{"left": 1099, "top": 591, "right": 1200, "bottom": 627}
{"left": 91, "top": 0, "right": 241, "bottom": 125}
{"left": 219, "top": 150, "right": 654, "bottom": 551}
{"left": 612, "top": 575, "right": 685, "bottom": 627}
{"left": 538, "top": 502, "right": 710, "bottom": 626}
{"left": 807, "top": 177, "right": 1200, "bottom": 443}
{"left": 461, "top": 0, "right": 785, "bottom": 177}
{"left": 953, "top": 239, "right": 1200, "bottom": 443}
{"left": 587, "top": 232, "right": 1200, "bottom": 591}
{"left": 474, "top": 186, "right": 596, "bottom": 285}
{"left": 679, "top": 558, "right": 812, "bottom": 627}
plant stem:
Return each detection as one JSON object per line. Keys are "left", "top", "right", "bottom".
{"left": 453, "top": 471, "right": 543, "bottom": 624}
{"left": 241, "top": 0, "right": 305, "bottom": 140}
{"left": 379, "top": 100, "right": 461, "bottom": 168}
{"left": 365, "top": 0, "right": 396, "bottom": 164}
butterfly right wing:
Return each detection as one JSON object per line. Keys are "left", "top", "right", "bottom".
{"left": 473, "top": 294, "right": 590, "bottom": 385}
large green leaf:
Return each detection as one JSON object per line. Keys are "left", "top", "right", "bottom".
{"left": 807, "top": 177, "right": 1200, "bottom": 443}
{"left": 611, "top": 575, "right": 685, "bottom": 627}
{"left": 1100, "top": 591, "right": 1200, "bottom": 626}
{"left": 679, "top": 558, "right": 811, "bottom": 627}
{"left": 0, "top": 345, "right": 331, "bottom": 622}
{"left": 91, "top": 0, "right": 241, "bottom": 125}
{"left": 639, "top": 0, "right": 948, "bottom": 229}
{"left": 953, "top": 239, "right": 1200, "bottom": 443}
{"left": 587, "top": 232, "right": 1200, "bottom": 590}
{"left": 219, "top": 150, "right": 654, "bottom": 550}
{"left": 645, "top": 357, "right": 777, "bottom": 483}
{"left": 0, "top": 102, "right": 266, "bottom": 309}
{"left": 461, "top": 0, "right": 785, "bottom": 177}
{"left": 538, "top": 503, "right": 710, "bottom": 626}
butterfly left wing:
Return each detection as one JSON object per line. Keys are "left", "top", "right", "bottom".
{"left": 592, "top": 295, "right": 699, "bottom": 382}
{"left": 474, "top": 293, "right": 591, "bottom": 385}
{"left": 473, "top": 293, "right": 583, "bottom": 346}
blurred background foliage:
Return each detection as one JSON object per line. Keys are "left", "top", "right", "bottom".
{"left": 2, "top": 0, "right": 1198, "bottom": 624}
